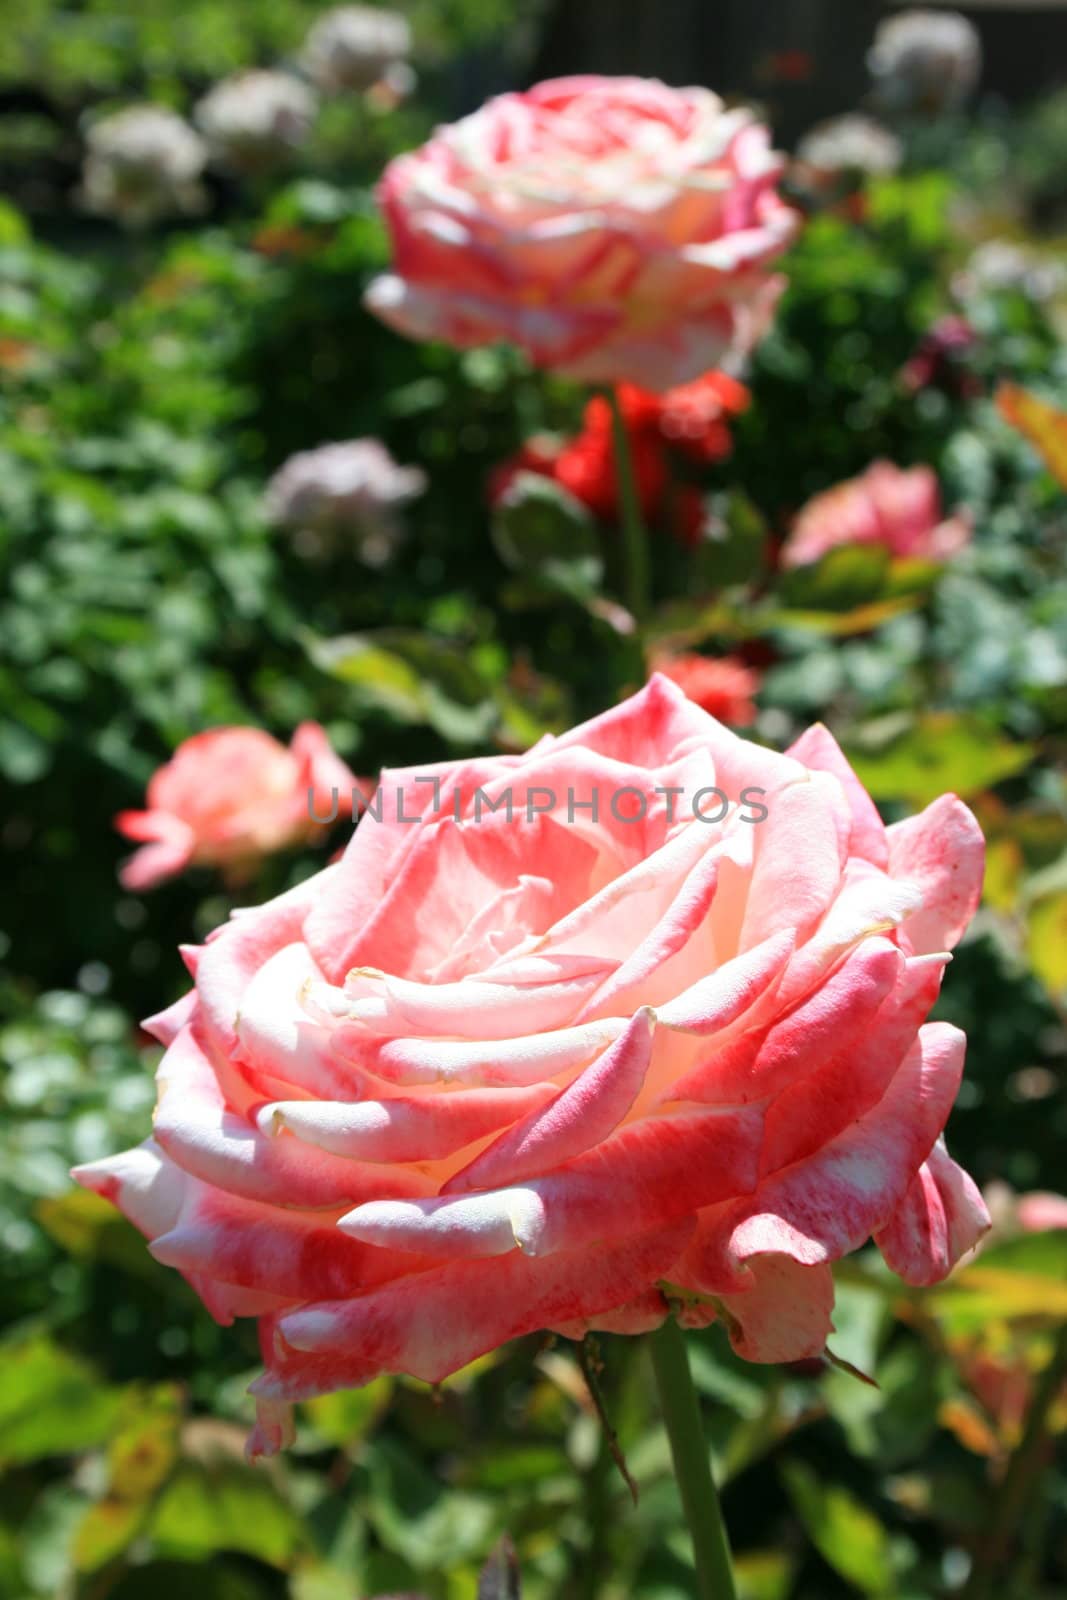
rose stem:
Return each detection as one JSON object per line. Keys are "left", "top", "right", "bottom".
{"left": 649, "top": 1317, "right": 738, "bottom": 1600}
{"left": 606, "top": 385, "right": 651, "bottom": 621}
{"left": 961, "top": 1319, "right": 1067, "bottom": 1600}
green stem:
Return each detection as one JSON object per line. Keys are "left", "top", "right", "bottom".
{"left": 961, "top": 1320, "right": 1067, "bottom": 1600}
{"left": 606, "top": 385, "right": 651, "bottom": 621}
{"left": 649, "top": 1317, "right": 737, "bottom": 1600}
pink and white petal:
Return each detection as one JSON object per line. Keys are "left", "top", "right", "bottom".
{"left": 302, "top": 750, "right": 519, "bottom": 982}
{"left": 737, "top": 774, "right": 848, "bottom": 954}
{"left": 153, "top": 1025, "right": 433, "bottom": 1209}
{"left": 576, "top": 841, "right": 721, "bottom": 1018}
{"left": 537, "top": 812, "right": 715, "bottom": 968}
{"left": 261, "top": 1218, "right": 694, "bottom": 1397}
{"left": 545, "top": 672, "right": 712, "bottom": 770}
{"left": 761, "top": 953, "right": 947, "bottom": 1174}
{"left": 717, "top": 1255, "right": 836, "bottom": 1364}
{"left": 727, "top": 1022, "right": 967, "bottom": 1271}
{"left": 342, "top": 1101, "right": 763, "bottom": 1259}
{"left": 772, "top": 865, "right": 923, "bottom": 1011}
{"left": 342, "top": 965, "right": 613, "bottom": 1041}
{"left": 142, "top": 990, "right": 197, "bottom": 1047}
{"left": 887, "top": 795, "right": 984, "bottom": 954}
{"left": 445, "top": 1009, "right": 654, "bottom": 1192}
{"left": 786, "top": 723, "right": 888, "bottom": 869}
{"left": 654, "top": 928, "right": 795, "bottom": 1035}
{"left": 258, "top": 1080, "right": 557, "bottom": 1165}
{"left": 149, "top": 1186, "right": 430, "bottom": 1302}
{"left": 338, "top": 811, "right": 596, "bottom": 983}
{"left": 875, "top": 1139, "right": 989, "bottom": 1285}
{"left": 71, "top": 1137, "right": 187, "bottom": 1240}
{"left": 364, "top": 1017, "right": 628, "bottom": 1088}
{"left": 234, "top": 941, "right": 349, "bottom": 1099}
{"left": 668, "top": 937, "right": 902, "bottom": 1106}
{"left": 195, "top": 872, "right": 331, "bottom": 1056}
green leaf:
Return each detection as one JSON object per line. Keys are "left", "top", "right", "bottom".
{"left": 734, "top": 1551, "right": 795, "bottom": 1600}
{"left": 781, "top": 1460, "right": 895, "bottom": 1596}
{"left": 492, "top": 472, "right": 603, "bottom": 601}
{"left": 926, "top": 1232, "right": 1067, "bottom": 1331}
{"left": 304, "top": 1376, "right": 393, "bottom": 1449}
{"left": 149, "top": 1457, "right": 306, "bottom": 1568}
{"left": 307, "top": 629, "right": 497, "bottom": 743}
{"left": 846, "top": 713, "right": 1034, "bottom": 805}
{"left": 366, "top": 1438, "right": 496, "bottom": 1571}
{"left": 0, "top": 1337, "right": 123, "bottom": 1465}
{"left": 691, "top": 490, "right": 769, "bottom": 589}
{"left": 780, "top": 544, "right": 892, "bottom": 613}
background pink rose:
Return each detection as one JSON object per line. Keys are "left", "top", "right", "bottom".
{"left": 365, "top": 75, "right": 798, "bottom": 391}
{"left": 81, "top": 677, "right": 987, "bottom": 1455}
{"left": 781, "top": 459, "right": 972, "bottom": 569}
{"left": 115, "top": 723, "right": 358, "bottom": 890}
{"left": 648, "top": 651, "right": 761, "bottom": 726}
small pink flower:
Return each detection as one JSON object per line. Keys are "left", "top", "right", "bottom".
{"left": 782, "top": 460, "right": 971, "bottom": 569}
{"left": 649, "top": 652, "right": 760, "bottom": 726}
{"left": 82, "top": 678, "right": 987, "bottom": 1453}
{"left": 366, "top": 75, "right": 798, "bottom": 391}
{"left": 116, "top": 724, "right": 359, "bottom": 890}
{"left": 1017, "top": 1192, "right": 1067, "bottom": 1232}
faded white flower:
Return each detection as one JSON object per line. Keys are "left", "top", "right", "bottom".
{"left": 959, "top": 239, "right": 1067, "bottom": 304}
{"left": 80, "top": 105, "right": 207, "bottom": 227}
{"left": 303, "top": 5, "right": 412, "bottom": 93}
{"left": 195, "top": 70, "right": 317, "bottom": 174}
{"left": 868, "top": 9, "right": 982, "bottom": 114}
{"left": 796, "top": 114, "right": 902, "bottom": 177}
{"left": 264, "top": 438, "right": 426, "bottom": 565}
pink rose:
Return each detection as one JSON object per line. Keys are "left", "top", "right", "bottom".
{"left": 79, "top": 678, "right": 987, "bottom": 1455}
{"left": 648, "top": 652, "right": 761, "bottom": 727}
{"left": 366, "top": 76, "right": 798, "bottom": 391}
{"left": 116, "top": 723, "right": 359, "bottom": 890}
{"left": 781, "top": 460, "right": 972, "bottom": 569}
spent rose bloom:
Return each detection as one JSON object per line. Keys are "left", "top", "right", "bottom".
{"left": 79, "top": 677, "right": 988, "bottom": 1454}
{"left": 781, "top": 460, "right": 972, "bottom": 570}
{"left": 366, "top": 75, "right": 798, "bottom": 391}
{"left": 302, "top": 5, "right": 412, "bottom": 93}
{"left": 868, "top": 9, "right": 982, "bottom": 115}
{"left": 195, "top": 71, "right": 317, "bottom": 173}
{"left": 264, "top": 438, "right": 427, "bottom": 566}
{"left": 649, "top": 652, "right": 761, "bottom": 727}
{"left": 80, "top": 106, "right": 208, "bottom": 228}
{"left": 116, "top": 724, "right": 359, "bottom": 890}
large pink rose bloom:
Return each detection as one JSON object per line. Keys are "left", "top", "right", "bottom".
{"left": 782, "top": 460, "right": 971, "bottom": 569}
{"left": 116, "top": 723, "right": 358, "bottom": 890}
{"left": 366, "top": 76, "right": 798, "bottom": 391}
{"left": 79, "top": 678, "right": 987, "bottom": 1454}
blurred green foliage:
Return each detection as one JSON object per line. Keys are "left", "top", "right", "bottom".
{"left": 2, "top": 10, "right": 1067, "bottom": 1598}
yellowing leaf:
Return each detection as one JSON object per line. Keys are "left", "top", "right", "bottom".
{"left": 997, "top": 383, "right": 1067, "bottom": 489}
{"left": 1028, "top": 890, "right": 1067, "bottom": 996}
{"left": 937, "top": 1398, "right": 1000, "bottom": 1457}
{"left": 847, "top": 713, "right": 1034, "bottom": 806}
